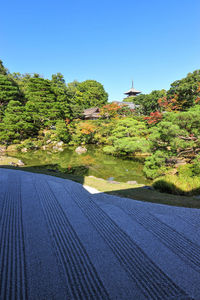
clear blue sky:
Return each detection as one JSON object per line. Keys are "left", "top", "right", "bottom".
{"left": 1, "top": 0, "right": 200, "bottom": 101}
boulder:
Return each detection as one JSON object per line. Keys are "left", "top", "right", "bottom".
{"left": 9, "top": 162, "right": 17, "bottom": 166}
{"left": 17, "top": 160, "right": 24, "bottom": 166}
{"left": 126, "top": 181, "right": 138, "bottom": 185}
{"left": 0, "top": 146, "right": 6, "bottom": 153}
{"left": 57, "top": 141, "right": 64, "bottom": 147}
{"left": 175, "top": 160, "right": 186, "bottom": 168}
{"left": 143, "top": 185, "right": 153, "bottom": 190}
{"left": 52, "top": 146, "right": 63, "bottom": 152}
{"left": 53, "top": 146, "right": 59, "bottom": 151}
{"left": 107, "top": 180, "right": 120, "bottom": 184}
{"left": 75, "top": 146, "right": 87, "bottom": 154}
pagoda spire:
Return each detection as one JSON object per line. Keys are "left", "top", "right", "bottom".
{"left": 124, "top": 80, "right": 141, "bottom": 98}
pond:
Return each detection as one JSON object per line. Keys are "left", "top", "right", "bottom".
{"left": 7, "top": 146, "right": 151, "bottom": 185}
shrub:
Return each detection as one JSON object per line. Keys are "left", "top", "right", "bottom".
{"left": 103, "top": 146, "right": 115, "bottom": 155}
{"left": 153, "top": 175, "right": 200, "bottom": 195}
{"left": 143, "top": 151, "right": 168, "bottom": 179}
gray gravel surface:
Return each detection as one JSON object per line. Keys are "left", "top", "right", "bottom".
{"left": 0, "top": 168, "right": 199, "bottom": 299}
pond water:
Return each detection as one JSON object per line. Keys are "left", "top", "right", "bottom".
{"left": 7, "top": 146, "right": 151, "bottom": 185}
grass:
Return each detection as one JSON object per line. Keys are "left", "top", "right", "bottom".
{"left": 0, "top": 156, "right": 20, "bottom": 165}
{"left": 1, "top": 164, "right": 200, "bottom": 208}
{"left": 153, "top": 175, "right": 200, "bottom": 196}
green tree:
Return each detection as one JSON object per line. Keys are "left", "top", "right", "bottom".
{"left": 51, "top": 73, "right": 72, "bottom": 120}
{"left": 24, "top": 77, "right": 61, "bottom": 127}
{"left": 0, "top": 60, "right": 8, "bottom": 75}
{"left": 133, "top": 90, "right": 166, "bottom": 115}
{"left": 55, "top": 120, "right": 70, "bottom": 143}
{"left": 70, "top": 80, "right": 108, "bottom": 117}
{"left": 167, "top": 70, "right": 200, "bottom": 110}
{"left": 103, "top": 118, "right": 150, "bottom": 156}
{"left": 0, "top": 74, "right": 22, "bottom": 120}
{"left": 0, "top": 101, "right": 37, "bottom": 144}
{"left": 143, "top": 151, "right": 168, "bottom": 179}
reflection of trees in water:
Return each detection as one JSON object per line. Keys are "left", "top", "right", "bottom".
{"left": 8, "top": 147, "right": 150, "bottom": 184}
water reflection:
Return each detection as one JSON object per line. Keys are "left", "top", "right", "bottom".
{"left": 7, "top": 146, "right": 150, "bottom": 184}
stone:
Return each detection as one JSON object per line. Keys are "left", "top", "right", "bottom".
{"left": 75, "top": 146, "right": 87, "bottom": 154}
{"left": 0, "top": 146, "right": 6, "bottom": 152}
{"left": 107, "top": 180, "right": 120, "bottom": 184}
{"left": 126, "top": 181, "right": 138, "bottom": 185}
{"left": 9, "top": 162, "right": 17, "bottom": 166}
{"left": 175, "top": 160, "right": 186, "bottom": 168}
{"left": 169, "top": 168, "right": 177, "bottom": 175}
{"left": 57, "top": 141, "right": 64, "bottom": 147}
{"left": 17, "top": 160, "right": 24, "bottom": 166}
{"left": 143, "top": 185, "right": 153, "bottom": 190}
{"left": 53, "top": 146, "right": 59, "bottom": 151}
{"left": 107, "top": 177, "right": 114, "bottom": 181}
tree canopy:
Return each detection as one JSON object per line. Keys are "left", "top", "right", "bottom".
{"left": 133, "top": 90, "right": 166, "bottom": 115}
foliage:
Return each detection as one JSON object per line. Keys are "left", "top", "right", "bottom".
{"left": 100, "top": 103, "right": 134, "bottom": 119}
{"left": 0, "top": 101, "right": 37, "bottom": 144}
{"left": 51, "top": 73, "right": 72, "bottom": 120}
{"left": 166, "top": 70, "right": 200, "bottom": 110}
{"left": 143, "top": 108, "right": 200, "bottom": 178}
{"left": 69, "top": 120, "right": 97, "bottom": 145}
{"left": 109, "top": 118, "right": 148, "bottom": 140}
{"left": 103, "top": 118, "right": 150, "bottom": 156}
{"left": 133, "top": 90, "right": 166, "bottom": 115}
{"left": 110, "top": 137, "right": 150, "bottom": 156}
{"left": 55, "top": 120, "right": 70, "bottom": 143}
{"left": 24, "top": 77, "right": 61, "bottom": 127}
{"left": 0, "top": 60, "right": 8, "bottom": 75}
{"left": 143, "top": 151, "right": 168, "bottom": 179}
{"left": 0, "top": 74, "right": 22, "bottom": 119}
{"left": 69, "top": 80, "right": 108, "bottom": 118}
{"left": 1, "top": 58, "right": 200, "bottom": 193}
{"left": 144, "top": 111, "right": 163, "bottom": 125}
{"left": 190, "top": 155, "right": 200, "bottom": 176}
{"left": 153, "top": 175, "right": 200, "bottom": 195}
{"left": 100, "top": 103, "right": 122, "bottom": 118}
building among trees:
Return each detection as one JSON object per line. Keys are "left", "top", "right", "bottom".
{"left": 83, "top": 107, "right": 100, "bottom": 120}
{"left": 124, "top": 80, "right": 141, "bottom": 98}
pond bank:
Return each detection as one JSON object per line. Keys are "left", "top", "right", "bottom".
{"left": 3, "top": 145, "right": 151, "bottom": 185}
{"left": 1, "top": 165, "right": 199, "bottom": 208}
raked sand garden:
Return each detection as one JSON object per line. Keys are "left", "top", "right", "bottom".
{"left": 1, "top": 168, "right": 200, "bottom": 299}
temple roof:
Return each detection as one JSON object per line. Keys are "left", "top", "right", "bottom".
{"left": 124, "top": 87, "right": 141, "bottom": 95}
{"left": 124, "top": 80, "right": 141, "bottom": 95}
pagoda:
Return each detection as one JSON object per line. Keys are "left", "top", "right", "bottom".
{"left": 124, "top": 80, "right": 141, "bottom": 98}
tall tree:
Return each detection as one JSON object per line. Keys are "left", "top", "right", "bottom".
{"left": 0, "top": 100, "right": 37, "bottom": 144}
{"left": 51, "top": 73, "right": 72, "bottom": 120}
{"left": 133, "top": 90, "right": 166, "bottom": 115}
{"left": 70, "top": 80, "right": 108, "bottom": 113}
{"left": 0, "top": 60, "right": 8, "bottom": 75}
{"left": 0, "top": 74, "right": 22, "bottom": 120}
{"left": 24, "top": 77, "right": 61, "bottom": 127}
{"left": 167, "top": 70, "right": 200, "bottom": 110}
